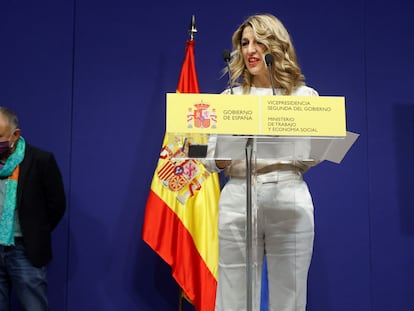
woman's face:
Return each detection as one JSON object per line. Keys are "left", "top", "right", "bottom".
{"left": 241, "top": 26, "right": 269, "bottom": 86}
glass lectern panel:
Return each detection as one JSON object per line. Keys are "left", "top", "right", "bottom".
{"left": 168, "top": 133, "right": 340, "bottom": 311}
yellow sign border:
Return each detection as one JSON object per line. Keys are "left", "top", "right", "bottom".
{"left": 166, "top": 93, "right": 346, "bottom": 137}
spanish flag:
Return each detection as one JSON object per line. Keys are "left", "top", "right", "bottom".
{"left": 142, "top": 38, "right": 220, "bottom": 311}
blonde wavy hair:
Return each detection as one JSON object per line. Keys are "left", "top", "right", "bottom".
{"left": 228, "top": 14, "right": 305, "bottom": 95}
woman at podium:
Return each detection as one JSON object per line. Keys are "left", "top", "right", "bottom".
{"left": 207, "top": 13, "right": 319, "bottom": 311}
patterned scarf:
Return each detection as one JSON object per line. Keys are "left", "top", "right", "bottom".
{"left": 0, "top": 137, "right": 25, "bottom": 246}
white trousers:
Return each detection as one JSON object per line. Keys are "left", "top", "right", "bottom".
{"left": 215, "top": 171, "right": 315, "bottom": 311}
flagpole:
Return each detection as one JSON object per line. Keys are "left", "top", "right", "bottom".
{"left": 178, "top": 17, "right": 197, "bottom": 311}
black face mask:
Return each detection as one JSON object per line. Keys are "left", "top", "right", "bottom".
{"left": 0, "top": 139, "right": 12, "bottom": 159}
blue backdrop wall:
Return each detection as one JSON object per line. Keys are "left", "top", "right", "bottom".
{"left": 1, "top": 0, "right": 413, "bottom": 310}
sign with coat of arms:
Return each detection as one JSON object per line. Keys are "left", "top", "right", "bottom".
{"left": 166, "top": 93, "right": 346, "bottom": 137}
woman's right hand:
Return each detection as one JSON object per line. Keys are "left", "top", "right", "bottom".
{"left": 215, "top": 160, "right": 232, "bottom": 170}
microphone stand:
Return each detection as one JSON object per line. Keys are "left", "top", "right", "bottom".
{"left": 265, "top": 53, "right": 276, "bottom": 95}
{"left": 222, "top": 49, "right": 234, "bottom": 94}
{"left": 245, "top": 54, "right": 275, "bottom": 310}
{"left": 245, "top": 137, "right": 255, "bottom": 311}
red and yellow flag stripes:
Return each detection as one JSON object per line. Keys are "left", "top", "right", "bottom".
{"left": 142, "top": 39, "right": 220, "bottom": 311}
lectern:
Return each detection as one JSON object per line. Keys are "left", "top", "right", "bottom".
{"left": 166, "top": 92, "right": 352, "bottom": 311}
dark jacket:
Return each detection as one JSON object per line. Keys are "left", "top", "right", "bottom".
{"left": 16, "top": 143, "right": 66, "bottom": 267}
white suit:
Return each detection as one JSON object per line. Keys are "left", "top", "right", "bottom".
{"left": 208, "top": 85, "right": 318, "bottom": 311}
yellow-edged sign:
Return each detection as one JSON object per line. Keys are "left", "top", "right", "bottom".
{"left": 166, "top": 93, "right": 346, "bottom": 137}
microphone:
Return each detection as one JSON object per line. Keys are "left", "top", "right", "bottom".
{"left": 265, "top": 53, "right": 276, "bottom": 95}
{"left": 222, "top": 49, "right": 234, "bottom": 94}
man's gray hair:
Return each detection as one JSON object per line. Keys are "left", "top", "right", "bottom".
{"left": 0, "top": 107, "right": 19, "bottom": 130}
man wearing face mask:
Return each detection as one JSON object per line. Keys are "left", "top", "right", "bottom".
{"left": 0, "top": 107, "right": 66, "bottom": 311}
